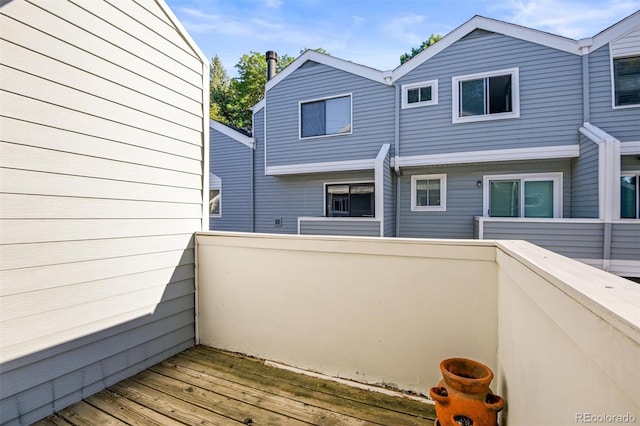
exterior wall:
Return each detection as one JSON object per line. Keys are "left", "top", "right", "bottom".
{"left": 571, "top": 135, "right": 600, "bottom": 218}
{"left": 383, "top": 156, "right": 395, "bottom": 237}
{"left": 481, "top": 219, "right": 604, "bottom": 260}
{"left": 611, "top": 222, "right": 640, "bottom": 260}
{"left": 588, "top": 45, "right": 640, "bottom": 142}
{"left": 299, "top": 219, "right": 381, "bottom": 236}
{"left": 210, "top": 128, "right": 252, "bottom": 232}
{"left": 265, "top": 61, "right": 395, "bottom": 168}
{"left": 396, "top": 30, "right": 582, "bottom": 157}
{"left": 0, "top": 1, "right": 205, "bottom": 424}
{"left": 398, "top": 160, "right": 572, "bottom": 239}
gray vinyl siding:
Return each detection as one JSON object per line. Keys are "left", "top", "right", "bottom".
{"left": 210, "top": 128, "right": 252, "bottom": 232}
{"left": 399, "top": 160, "right": 572, "bottom": 239}
{"left": 299, "top": 219, "right": 381, "bottom": 236}
{"left": 588, "top": 45, "right": 640, "bottom": 142}
{"left": 0, "top": 1, "right": 204, "bottom": 424}
{"left": 383, "top": 154, "right": 395, "bottom": 237}
{"left": 265, "top": 61, "right": 395, "bottom": 167}
{"left": 397, "top": 30, "right": 582, "bottom": 157}
{"left": 571, "top": 134, "right": 600, "bottom": 218}
{"left": 482, "top": 221, "right": 605, "bottom": 259}
{"left": 611, "top": 222, "right": 640, "bottom": 261}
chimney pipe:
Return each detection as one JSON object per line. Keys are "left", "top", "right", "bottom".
{"left": 266, "top": 51, "right": 278, "bottom": 81}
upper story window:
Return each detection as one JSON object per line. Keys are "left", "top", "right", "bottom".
{"left": 613, "top": 56, "right": 640, "bottom": 108}
{"left": 621, "top": 172, "right": 639, "bottom": 219}
{"left": 300, "top": 94, "right": 352, "bottom": 139}
{"left": 452, "top": 68, "right": 520, "bottom": 123}
{"left": 402, "top": 80, "right": 438, "bottom": 109}
{"left": 326, "top": 182, "right": 374, "bottom": 217}
{"left": 483, "top": 173, "right": 562, "bottom": 218}
{"left": 411, "top": 174, "right": 446, "bottom": 211}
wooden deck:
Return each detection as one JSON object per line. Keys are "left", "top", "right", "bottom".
{"left": 35, "top": 345, "right": 436, "bottom": 425}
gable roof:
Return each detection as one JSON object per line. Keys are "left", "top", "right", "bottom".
{"left": 210, "top": 120, "right": 255, "bottom": 148}
{"left": 265, "top": 50, "right": 392, "bottom": 92}
{"left": 590, "top": 10, "right": 640, "bottom": 52}
{"left": 393, "top": 15, "right": 580, "bottom": 82}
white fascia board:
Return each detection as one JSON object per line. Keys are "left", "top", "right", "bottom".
{"left": 621, "top": 141, "right": 640, "bottom": 155}
{"left": 591, "top": 11, "right": 640, "bottom": 52}
{"left": 392, "top": 15, "right": 580, "bottom": 82}
{"left": 266, "top": 158, "right": 375, "bottom": 176}
{"left": 397, "top": 145, "right": 579, "bottom": 168}
{"left": 210, "top": 120, "right": 255, "bottom": 149}
{"left": 252, "top": 98, "right": 266, "bottom": 113}
{"left": 157, "top": 0, "right": 208, "bottom": 63}
{"left": 580, "top": 122, "right": 620, "bottom": 144}
{"left": 265, "top": 50, "right": 390, "bottom": 93}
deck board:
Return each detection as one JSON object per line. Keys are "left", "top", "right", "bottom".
{"left": 34, "top": 345, "right": 436, "bottom": 425}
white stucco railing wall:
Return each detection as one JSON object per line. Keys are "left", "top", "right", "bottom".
{"left": 195, "top": 231, "right": 640, "bottom": 425}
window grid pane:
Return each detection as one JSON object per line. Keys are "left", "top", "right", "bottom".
{"left": 460, "top": 78, "right": 486, "bottom": 116}
{"left": 416, "top": 179, "right": 441, "bottom": 207}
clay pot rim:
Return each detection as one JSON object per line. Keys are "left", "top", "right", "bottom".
{"left": 440, "top": 357, "right": 493, "bottom": 387}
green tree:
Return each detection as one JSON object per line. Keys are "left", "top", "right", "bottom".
{"left": 399, "top": 34, "right": 442, "bottom": 64}
{"left": 209, "top": 55, "right": 232, "bottom": 122}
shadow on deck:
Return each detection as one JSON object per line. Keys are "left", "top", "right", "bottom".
{"left": 34, "top": 345, "right": 436, "bottom": 425}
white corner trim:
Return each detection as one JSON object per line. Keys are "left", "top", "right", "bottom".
{"left": 266, "top": 50, "right": 390, "bottom": 93}
{"left": 266, "top": 158, "right": 376, "bottom": 175}
{"left": 579, "top": 122, "right": 617, "bottom": 144}
{"left": 374, "top": 144, "right": 390, "bottom": 235}
{"left": 621, "top": 141, "right": 640, "bottom": 155}
{"left": 253, "top": 98, "right": 266, "bottom": 112}
{"left": 210, "top": 120, "right": 255, "bottom": 148}
{"left": 397, "top": 145, "right": 579, "bottom": 168}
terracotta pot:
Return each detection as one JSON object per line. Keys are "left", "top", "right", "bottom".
{"left": 429, "top": 358, "right": 504, "bottom": 426}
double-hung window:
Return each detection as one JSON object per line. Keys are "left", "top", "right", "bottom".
{"left": 484, "top": 173, "right": 561, "bottom": 218}
{"left": 452, "top": 68, "right": 519, "bottom": 123}
{"left": 621, "top": 172, "right": 639, "bottom": 219}
{"left": 613, "top": 55, "right": 640, "bottom": 108}
{"left": 300, "top": 94, "right": 352, "bottom": 138}
{"left": 402, "top": 80, "right": 438, "bottom": 109}
{"left": 326, "top": 182, "right": 374, "bottom": 217}
{"left": 411, "top": 174, "right": 446, "bottom": 211}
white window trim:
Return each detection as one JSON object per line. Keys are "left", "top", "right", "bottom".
{"left": 610, "top": 49, "right": 640, "bottom": 110}
{"left": 299, "top": 93, "right": 353, "bottom": 140}
{"left": 401, "top": 80, "right": 438, "bottom": 109}
{"left": 411, "top": 174, "right": 447, "bottom": 212}
{"left": 323, "top": 180, "right": 375, "bottom": 218}
{"left": 482, "top": 172, "right": 562, "bottom": 218}
{"left": 452, "top": 67, "right": 520, "bottom": 124}
{"left": 209, "top": 186, "right": 222, "bottom": 218}
{"left": 620, "top": 171, "right": 640, "bottom": 219}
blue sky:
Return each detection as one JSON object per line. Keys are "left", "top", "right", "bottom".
{"left": 165, "top": 0, "right": 640, "bottom": 75}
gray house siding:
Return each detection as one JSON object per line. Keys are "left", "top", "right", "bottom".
{"left": 299, "top": 220, "right": 380, "bottom": 237}
{"left": 265, "top": 61, "right": 395, "bottom": 168}
{"left": 571, "top": 134, "right": 600, "bottom": 218}
{"left": 396, "top": 31, "right": 583, "bottom": 157}
{"left": 611, "top": 222, "right": 640, "bottom": 261}
{"left": 210, "top": 127, "right": 252, "bottom": 232}
{"left": 0, "top": 1, "right": 205, "bottom": 424}
{"left": 398, "top": 160, "right": 572, "bottom": 239}
{"left": 588, "top": 45, "right": 640, "bottom": 142}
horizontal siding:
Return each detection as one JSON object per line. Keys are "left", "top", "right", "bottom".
{"left": 611, "top": 222, "right": 640, "bottom": 261}
{"left": 397, "top": 32, "right": 582, "bottom": 156}
{"left": 482, "top": 221, "right": 604, "bottom": 259}
{"left": 610, "top": 27, "right": 640, "bottom": 57}
{"left": 0, "top": 0, "right": 204, "bottom": 424}
{"left": 399, "top": 160, "right": 572, "bottom": 239}
{"left": 384, "top": 154, "right": 395, "bottom": 237}
{"left": 266, "top": 61, "right": 395, "bottom": 167}
{"left": 571, "top": 134, "right": 600, "bottom": 218}
{"left": 210, "top": 128, "right": 253, "bottom": 232}
{"left": 299, "top": 219, "right": 381, "bottom": 237}
{"left": 589, "top": 45, "right": 640, "bottom": 141}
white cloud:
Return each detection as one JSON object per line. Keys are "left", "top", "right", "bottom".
{"left": 494, "top": 0, "right": 640, "bottom": 39}
{"left": 263, "top": 0, "right": 283, "bottom": 8}
{"left": 383, "top": 14, "right": 427, "bottom": 45}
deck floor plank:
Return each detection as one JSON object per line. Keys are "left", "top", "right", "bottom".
{"left": 32, "top": 345, "right": 436, "bottom": 426}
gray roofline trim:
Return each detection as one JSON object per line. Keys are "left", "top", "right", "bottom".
{"left": 210, "top": 120, "right": 255, "bottom": 149}
{"left": 591, "top": 10, "right": 640, "bottom": 52}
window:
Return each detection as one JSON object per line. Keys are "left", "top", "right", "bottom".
{"left": 300, "top": 94, "right": 352, "bottom": 138}
{"left": 325, "top": 182, "right": 374, "bottom": 217}
{"left": 452, "top": 68, "right": 519, "bottom": 123}
{"left": 621, "top": 172, "right": 639, "bottom": 219}
{"left": 411, "top": 174, "right": 446, "bottom": 211}
{"left": 209, "top": 189, "right": 221, "bottom": 217}
{"left": 484, "top": 173, "right": 561, "bottom": 218}
{"left": 613, "top": 56, "right": 640, "bottom": 107}
{"left": 402, "top": 80, "right": 438, "bottom": 109}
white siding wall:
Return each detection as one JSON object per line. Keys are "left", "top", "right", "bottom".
{"left": 0, "top": 0, "right": 207, "bottom": 424}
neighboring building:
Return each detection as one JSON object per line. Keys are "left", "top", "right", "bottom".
{"left": 0, "top": 0, "right": 209, "bottom": 424}
{"left": 210, "top": 12, "right": 640, "bottom": 277}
